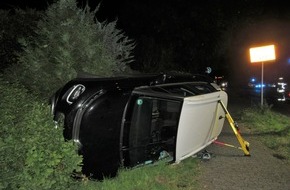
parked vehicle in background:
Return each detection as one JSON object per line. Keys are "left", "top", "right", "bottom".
{"left": 215, "top": 76, "right": 228, "bottom": 89}
{"left": 50, "top": 72, "right": 227, "bottom": 179}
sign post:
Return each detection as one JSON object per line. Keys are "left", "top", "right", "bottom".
{"left": 249, "top": 45, "right": 276, "bottom": 106}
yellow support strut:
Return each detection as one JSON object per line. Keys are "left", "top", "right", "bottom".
{"left": 219, "top": 100, "right": 250, "bottom": 156}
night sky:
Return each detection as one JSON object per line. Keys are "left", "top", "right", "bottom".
{"left": 1, "top": 0, "right": 290, "bottom": 84}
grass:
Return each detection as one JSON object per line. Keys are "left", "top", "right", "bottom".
{"left": 76, "top": 158, "right": 200, "bottom": 190}
{"left": 240, "top": 104, "right": 290, "bottom": 161}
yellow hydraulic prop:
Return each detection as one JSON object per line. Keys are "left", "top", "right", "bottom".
{"left": 219, "top": 100, "right": 250, "bottom": 156}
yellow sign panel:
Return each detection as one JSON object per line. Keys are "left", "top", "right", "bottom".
{"left": 249, "top": 45, "right": 276, "bottom": 63}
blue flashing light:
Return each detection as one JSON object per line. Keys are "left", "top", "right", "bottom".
{"left": 254, "top": 84, "right": 265, "bottom": 88}
{"left": 251, "top": 78, "right": 256, "bottom": 83}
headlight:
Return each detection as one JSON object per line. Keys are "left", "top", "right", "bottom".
{"left": 221, "top": 82, "right": 228, "bottom": 87}
{"left": 66, "top": 84, "right": 85, "bottom": 104}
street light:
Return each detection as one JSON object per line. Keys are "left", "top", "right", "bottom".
{"left": 249, "top": 45, "right": 276, "bottom": 106}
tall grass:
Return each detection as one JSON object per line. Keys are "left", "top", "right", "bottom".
{"left": 240, "top": 105, "right": 290, "bottom": 161}
{"left": 76, "top": 159, "right": 200, "bottom": 190}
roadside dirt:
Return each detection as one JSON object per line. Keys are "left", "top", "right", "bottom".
{"left": 197, "top": 89, "right": 290, "bottom": 190}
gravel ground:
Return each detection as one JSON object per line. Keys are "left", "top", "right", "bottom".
{"left": 197, "top": 89, "right": 290, "bottom": 190}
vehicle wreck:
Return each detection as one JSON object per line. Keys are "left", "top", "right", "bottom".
{"left": 50, "top": 73, "right": 228, "bottom": 179}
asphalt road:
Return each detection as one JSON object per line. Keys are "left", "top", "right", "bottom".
{"left": 197, "top": 87, "right": 290, "bottom": 190}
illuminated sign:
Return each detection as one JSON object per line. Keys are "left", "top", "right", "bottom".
{"left": 249, "top": 45, "right": 276, "bottom": 63}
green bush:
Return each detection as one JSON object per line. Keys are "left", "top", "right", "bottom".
{"left": 0, "top": 78, "right": 82, "bottom": 190}
{"left": 5, "top": 0, "right": 135, "bottom": 99}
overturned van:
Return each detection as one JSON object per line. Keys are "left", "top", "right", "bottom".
{"left": 50, "top": 73, "right": 228, "bottom": 179}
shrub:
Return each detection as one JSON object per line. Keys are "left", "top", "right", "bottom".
{"left": 5, "top": 0, "right": 135, "bottom": 99}
{"left": 0, "top": 78, "right": 82, "bottom": 190}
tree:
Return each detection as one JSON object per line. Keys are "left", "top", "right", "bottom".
{"left": 6, "top": 0, "right": 135, "bottom": 98}
{"left": 0, "top": 9, "right": 42, "bottom": 72}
